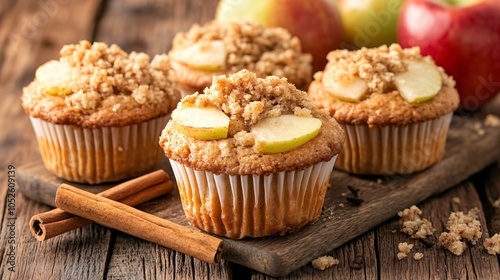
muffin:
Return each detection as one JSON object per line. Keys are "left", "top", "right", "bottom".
{"left": 308, "top": 44, "right": 460, "bottom": 175}
{"left": 159, "top": 69, "right": 344, "bottom": 239}
{"left": 168, "top": 20, "right": 312, "bottom": 97}
{"left": 21, "top": 40, "right": 179, "bottom": 184}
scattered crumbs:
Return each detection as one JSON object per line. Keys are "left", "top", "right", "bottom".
{"left": 339, "top": 203, "right": 345, "bottom": 208}
{"left": 398, "top": 205, "right": 436, "bottom": 238}
{"left": 397, "top": 242, "right": 414, "bottom": 260}
{"left": 484, "top": 233, "right": 500, "bottom": 255}
{"left": 377, "top": 179, "right": 383, "bottom": 185}
{"left": 439, "top": 208, "right": 482, "bottom": 256}
{"left": 484, "top": 114, "right": 500, "bottom": 127}
{"left": 341, "top": 192, "right": 347, "bottom": 197}
{"left": 472, "top": 122, "right": 485, "bottom": 136}
{"left": 451, "top": 197, "right": 461, "bottom": 204}
{"left": 413, "top": 252, "right": 424, "bottom": 261}
{"left": 493, "top": 199, "right": 500, "bottom": 209}
{"left": 312, "top": 255, "right": 339, "bottom": 270}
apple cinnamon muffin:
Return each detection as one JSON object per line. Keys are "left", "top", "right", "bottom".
{"left": 21, "top": 40, "right": 179, "bottom": 184}
{"left": 308, "top": 44, "right": 459, "bottom": 174}
{"left": 168, "top": 20, "right": 312, "bottom": 97}
{"left": 159, "top": 69, "right": 345, "bottom": 239}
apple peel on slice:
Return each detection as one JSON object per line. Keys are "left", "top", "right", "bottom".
{"left": 35, "top": 60, "right": 76, "bottom": 95}
{"left": 172, "top": 106, "right": 230, "bottom": 140}
{"left": 170, "top": 40, "right": 226, "bottom": 71}
{"left": 251, "top": 115, "right": 322, "bottom": 154}
{"left": 395, "top": 60, "right": 442, "bottom": 103}
{"left": 322, "top": 66, "right": 368, "bottom": 102}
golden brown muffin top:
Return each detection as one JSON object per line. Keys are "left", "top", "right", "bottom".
{"left": 308, "top": 44, "right": 460, "bottom": 128}
{"left": 169, "top": 20, "right": 312, "bottom": 91}
{"left": 159, "top": 70, "right": 345, "bottom": 176}
{"left": 21, "top": 40, "right": 179, "bottom": 128}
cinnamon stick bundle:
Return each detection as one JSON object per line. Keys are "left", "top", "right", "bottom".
{"left": 30, "top": 170, "right": 173, "bottom": 241}
{"left": 55, "top": 184, "right": 223, "bottom": 265}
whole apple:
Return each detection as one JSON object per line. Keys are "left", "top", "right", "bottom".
{"left": 398, "top": 0, "right": 500, "bottom": 110}
{"left": 338, "top": 0, "right": 405, "bottom": 49}
{"left": 215, "top": 0, "right": 343, "bottom": 72}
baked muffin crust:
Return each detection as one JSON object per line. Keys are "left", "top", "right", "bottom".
{"left": 160, "top": 70, "right": 345, "bottom": 176}
{"left": 21, "top": 40, "right": 179, "bottom": 128}
{"left": 308, "top": 44, "right": 460, "bottom": 128}
{"left": 169, "top": 20, "right": 313, "bottom": 90}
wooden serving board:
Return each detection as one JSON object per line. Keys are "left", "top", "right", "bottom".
{"left": 17, "top": 115, "right": 500, "bottom": 277}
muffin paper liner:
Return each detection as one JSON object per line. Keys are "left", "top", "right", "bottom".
{"left": 336, "top": 113, "right": 453, "bottom": 175}
{"left": 169, "top": 156, "right": 338, "bottom": 239}
{"left": 30, "top": 116, "right": 168, "bottom": 184}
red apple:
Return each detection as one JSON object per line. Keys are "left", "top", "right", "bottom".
{"left": 398, "top": 0, "right": 500, "bottom": 110}
{"left": 215, "top": 0, "right": 344, "bottom": 72}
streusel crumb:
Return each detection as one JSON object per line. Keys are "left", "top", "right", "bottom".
{"left": 439, "top": 208, "right": 483, "bottom": 256}
{"left": 484, "top": 114, "right": 500, "bottom": 127}
{"left": 397, "top": 242, "right": 414, "bottom": 260}
{"left": 311, "top": 256, "right": 339, "bottom": 270}
{"left": 413, "top": 252, "right": 424, "bottom": 261}
{"left": 22, "top": 40, "right": 178, "bottom": 127}
{"left": 170, "top": 20, "right": 312, "bottom": 89}
{"left": 483, "top": 233, "right": 500, "bottom": 255}
{"left": 398, "top": 205, "right": 436, "bottom": 239}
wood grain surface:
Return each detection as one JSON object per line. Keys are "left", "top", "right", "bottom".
{"left": 1, "top": 0, "right": 500, "bottom": 279}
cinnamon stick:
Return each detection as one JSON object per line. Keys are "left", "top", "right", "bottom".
{"left": 30, "top": 170, "right": 173, "bottom": 241}
{"left": 55, "top": 184, "right": 223, "bottom": 265}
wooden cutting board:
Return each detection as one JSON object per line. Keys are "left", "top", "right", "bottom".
{"left": 17, "top": 115, "right": 500, "bottom": 277}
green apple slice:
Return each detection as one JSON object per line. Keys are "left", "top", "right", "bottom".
{"left": 322, "top": 66, "right": 368, "bottom": 102}
{"left": 172, "top": 106, "right": 230, "bottom": 140}
{"left": 170, "top": 40, "right": 226, "bottom": 71}
{"left": 251, "top": 115, "right": 322, "bottom": 154}
{"left": 35, "top": 60, "right": 75, "bottom": 95}
{"left": 395, "top": 60, "right": 442, "bottom": 103}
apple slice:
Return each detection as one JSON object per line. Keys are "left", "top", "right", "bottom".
{"left": 251, "top": 115, "right": 322, "bottom": 154}
{"left": 170, "top": 40, "right": 226, "bottom": 71}
{"left": 35, "top": 60, "right": 75, "bottom": 95}
{"left": 322, "top": 66, "right": 368, "bottom": 102}
{"left": 172, "top": 106, "right": 230, "bottom": 140}
{"left": 395, "top": 60, "right": 442, "bottom": 103}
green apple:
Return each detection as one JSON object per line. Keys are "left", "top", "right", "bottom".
{"left": 251, "top": 115, "right": 322, "bottom": 154}
{"left": 35, "top": 60, "right": 75, "bottom": 95}
{"left": 170, "top": 40, "right": 226, "bottom": 71}
{"left": 322, "top": 66, "right": 368, "bottom": 102}
{"left": 338, "top": 0, "right": 405, "bottom": 49}
{"left": 215, "top": 0, "right": 343, "bottom": 72}
{"left": 172, "top": 106, "right": 230, "bottom": 140}
{"left": 395, "top": 60, "right": 442, "bottom": 103}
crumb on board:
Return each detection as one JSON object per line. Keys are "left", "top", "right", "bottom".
{"left": 312, "top": 255, "right": 339, "bottom": 270}
{"left": 472, "top": 122, "right": 485, "bottom": 136}
{"left": 439, "top": 208, "right": 482, "bottom": 256}
{"left": 484, "top": 114, "right": 500, "bottom": 127}
{"left": 377, "top": 179, "right": 383, "bottom": 184}
{"left": 484, "top": 233, "right": 500, "bottom": 255}
{"left": 493, "top": 199, "right": 500, "bottom": 209}
{"left": 339, "top": 203, "right": 345, "bottom": 208}
{"left": 413, "top": 252, "right": 424, "bottom": 261}
{"left": 452, "top": 197, "right": 461, "bottom": 204}
{"left": 397, "top": 242, "right": 414, "bottom": 260}
{"left": 398, "top": 205, "right": 436, "bottom": 238}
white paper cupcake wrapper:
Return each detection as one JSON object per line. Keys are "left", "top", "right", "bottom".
{"left": 169, "top": 156, "right": 337, "bottom": 239}
{"left": 30, "top": 116, "right": 169, "bottom": 184}
{"left": 336, "top": 113, "right": 453, "bottom": 174}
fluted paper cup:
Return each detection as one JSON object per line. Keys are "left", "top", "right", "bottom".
{"left": 30, "top": 116, "right": 168, "bottom": 184}
{"left": 169, "top": 156, "right": 338, "bottom": 239}
{"left": 336, "top": 113, "right": 453, "bottom": 175}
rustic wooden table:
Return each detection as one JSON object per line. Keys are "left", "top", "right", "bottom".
{"left": 1, "top": 0, "right": 499, "bottom": 279}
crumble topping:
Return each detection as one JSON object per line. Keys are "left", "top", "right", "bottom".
{"left": 485, "top": 114, "right": 500, "bottom": 127}
{"left": 397, "top": 242, "right": 414, "bottom": 260}
{"left": 22, "top": 40, "right": 178, "bottom": 127}
{"left": 159, "top": 69, "right": 345, "bottom": 175}
{"left": 484, "top": 233, "right": 500, "bottom": 255}
{"left": 398, "top": 205, "right": 436, "bottom": 239}
{"left": 311, "top": 255, "right": 339, "bottom": 270}
{"left": 413, "top": 252, "right": 424, "bottom": 261}
{"left": 170, "top": 20, "right": 312, "bottom": 89}
{"left": 439, "top": 208, "right": 483, "bottom": 256}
